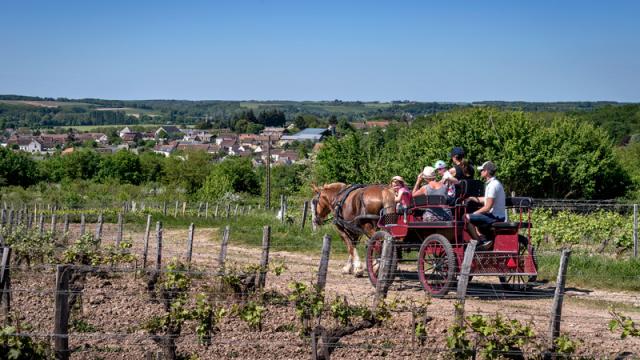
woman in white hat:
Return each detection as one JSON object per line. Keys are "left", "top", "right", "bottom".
{"left": 412, "top": 166, "right": 452, "bottom": 221}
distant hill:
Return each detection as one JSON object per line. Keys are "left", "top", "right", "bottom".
{"left": 1, "top": 95, "right": 637, "bottom": 138}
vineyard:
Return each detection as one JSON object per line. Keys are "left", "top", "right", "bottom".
{"left": 0, "top": 201, "right": 639, "bottom": 359}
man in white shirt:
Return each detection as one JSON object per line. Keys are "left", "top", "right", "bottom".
{"left": 465, "top": 161, "right": 505, "bottom": 249}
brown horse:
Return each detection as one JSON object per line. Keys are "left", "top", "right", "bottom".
{"left": 311, "top": 182, "right": 395, "bottom": 276}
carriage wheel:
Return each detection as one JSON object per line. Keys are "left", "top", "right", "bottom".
{"left": 418, "top": 234, "right": 456, "bottom": 297}
{"left": 499, "top": 235, "right": 538, "bottom": 291}
{"left": 366, "top": 231, "right": 397, "bottom": 288}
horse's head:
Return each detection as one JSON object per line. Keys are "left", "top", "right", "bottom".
{"left": 311, "top": 182, "right": 347, "bottom": 226}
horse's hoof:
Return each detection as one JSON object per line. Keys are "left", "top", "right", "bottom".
{"left": 341, "top": 265, "right": 353, "bottom": 274}
{"left": 353, "top": 269, "right": 364, "bottom": 278}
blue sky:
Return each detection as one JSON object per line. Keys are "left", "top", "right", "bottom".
{"left": 1, "top": 0, "right": 638, "bottom": 101}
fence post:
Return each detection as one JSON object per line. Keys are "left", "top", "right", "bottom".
{"left": 217, "top": 226, "right": 230, "bottom": 273}
{"left": 226, "top": 204, "right": 231, "bottom": 220}
{"left": 116, "top": 213, "right": 124, "bottom": 247}
{"left": 174, "top": 201, "right": 179, "bottom": 217}
{"left": 214, "top": 204, "right": 219, "bottom": 218}
{"left": 301, "top": 201, "right": 309, "bottom": 230}
{"left": 316, "top": 235, "right": 331, "bottom": 292}
{"left": 455, "top": 240, "right": 477, "bottom": 327}
{"left": 548, "top": 249, "right": 571, "bottom": 356}
{"left": 142, "top": 215, "right": 152, "bottom": 269}
{"left": 205, "top": 202, "right": 209, "bottom": 219}
{"left": 633, "top": 204, "right": 638, "bottom": 258}
{"left": 198, "top": 202, "right": 203, "bottom": 217}
{"left": 163, "top": 201, "right": 167, "bottom": 216}
{"left": 50, "top": 211, "right": 57, "bottom": 237}
{"left": 79, "top": 214, "right": 86, "bottom": 236}
{"left": 186, "top": 223, "right": 195, "bottom": 267}
{"left": 280, "top": 195, "right": 285, "bottom": 223}
{"left": 373, "top": 234, "right": 395, "bottom": 308}
{"left": 54, "top": 265, "right": 71, "bottom": 360}
{"left": 1, "top": 208, "right": 5, "bottom": 228}
{"left": 1, "top": 247, "right": 11, "bottom": 325}
{"left": 95, "top": 213, "right": 103, "bottom": 243}
{"left": 257, "top": 226, "right": 271, "bottom": 290}
{"left": 7, "top": 209, "right": 13, "bottom": 233}
{"left": 155, "top": 221, "right": 163, "bottom": 271}
{"left": 182, "top": 201, "right": 187, "bottom": 216}
{"left": 39, "top": 213, "right": 45, "bottom": 235}
{"left": 26, "top": 210, "right": 33, "bottom": 230}
{"left": 234, "top": 204, "right": 239, "bottom": 221}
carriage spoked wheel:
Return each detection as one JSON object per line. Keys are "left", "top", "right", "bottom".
{"left": 366, "top": 230, "right": 397, "bottom": 288}
{"left": 499, "top": 235, "right": 538, "bottom": 292}
{"left": 418, "top": 234, "right": 456, "bottom": 297}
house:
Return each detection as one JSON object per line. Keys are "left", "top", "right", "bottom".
{"left": 215, "top": 133, "right": 238, "bottom": 146}
{"left": 119, "top": 126, "right": 132, "bottom": 138}
{"left": 121, "top": 132, "right": 142, "bottom": 144}
{"left": 39, "top": 134, "right": 68, "bottom": 148}
{"left": 23, "top": 138, "right": 43, "bottom": 153}
{"left": 153, "top": 142, "right": 177, "bottom": 157}
{"left": 75, "top": 132, "right": 108, "bottom": 144}
{"left": 280, "top": 128, "right": 328, "bottom": 144}
{"left": 155, "top": 125, "right": 182, "bottom": 138}
{"left": 261, "top": 127, "right": 286, "bottom": 138}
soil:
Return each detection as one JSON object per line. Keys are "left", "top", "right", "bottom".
{"left": 8, "top": 224, "right": 640, "bottom": 359}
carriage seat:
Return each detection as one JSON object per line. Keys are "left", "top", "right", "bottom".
{"left": 491, "top": 221, "right": 532, "bottom": 230}
{"left": 411, "top": 194, "right": 448, "bottom": 208}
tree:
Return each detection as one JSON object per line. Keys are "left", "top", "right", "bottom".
{"left": 0, "top": 147, "right": 39, "bottom": 186}
{"left": 98, "top": 150, "right": 143, "bottom": 185}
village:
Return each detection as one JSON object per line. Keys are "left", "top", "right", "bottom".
{"left": 0, "top": 120, "right": 391, "bottom": 166}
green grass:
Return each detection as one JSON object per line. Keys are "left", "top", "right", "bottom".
{"left": 536, "top": 253, "right": 640, "bottom": 292}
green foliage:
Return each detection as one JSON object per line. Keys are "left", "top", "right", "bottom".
{"left": 531, "top": 209, "right": 634, "bottom": 252}
{"left": 287, "top": 281, "right": 324, "bottom": 332}
{"left": 70, "top": 319, "right": 98, "bottom": 333}
{"left": 62, "top": 234, "right": 136, "bottom": 266}
{"left": 0, "top": 147, "right": 39, "bottom": 187}
{"left": 192, "top": 293, "right": 226, "bottom": 345}
{"left": 235, "top": 301, "right": 266, "bottom": 331}
{"left": 98, "top": 150, "right": 143, "bottom": 185}
{"left": 314, "top": 108, "right": 630, "bottom": 199}
{"left": 609, "top": 308, "right": 640, "bottom": 339}
{"left": 554, "top": 334, "right": 579, "bottom": 357}
{"left": 447, "top": 313, "right": 536, "bottom": 360}
{"left": 2, "top": 226, "right": 56, "bottom": 265}
{"left": 0, "top": 325, "right": 53, "bottom": 360}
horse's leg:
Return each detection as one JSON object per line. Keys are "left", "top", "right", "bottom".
{"left": 337, "top": 229, "right": 354, "bottom": 274}
{"left": 353, "top": 223, "right": 376, "bottom": 277}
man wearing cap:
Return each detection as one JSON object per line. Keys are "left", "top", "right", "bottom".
{"left": 465, "top": 161, "right": 505, "bottom": 248}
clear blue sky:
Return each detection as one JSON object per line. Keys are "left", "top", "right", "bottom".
{"left": 1, "top": 0, "right": 638, "bottom": 102}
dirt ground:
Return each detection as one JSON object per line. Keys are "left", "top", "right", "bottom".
{"left": 9, "top": 224, "right": 640, "bottom": 359}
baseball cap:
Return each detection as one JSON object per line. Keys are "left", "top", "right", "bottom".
{"left": 422, "top": 166, "right": 436, "bottom": 178}
{"left": 434, "top": 160, "right": 447, "bottom": 170}
{"left": 477, "top": 161, "right": 497, "bottom": 173}
{"left": 449, "top": 147, "right": 465, "bottom": 157}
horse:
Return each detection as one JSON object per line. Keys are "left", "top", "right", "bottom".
{"left": 311, "top": 182, "right": 396, "bottom": 276}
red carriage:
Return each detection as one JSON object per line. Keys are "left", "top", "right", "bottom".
{"left": 366, "top": 180, "right": 538, "bottom": 297}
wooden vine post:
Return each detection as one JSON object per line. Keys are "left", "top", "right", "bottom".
{"left": 217, "top": 226, "right": 230, "bottom": 273}
{"left": 142, "top": 215, "right": 152, "bottom": 269}
{"left": 455, "top": 240, "right": 477, "bottom": 327}
{"left": 257, "top": 226, "right": 271, "bottom": 290}
{"left": 54, "top": 265, "right": 72, "bottom": 360}
{"left": 548, "top": 249, "right": 571, "bottom": 357}
{"left": 186, "top": 223, "right": 195, "bottom": 267}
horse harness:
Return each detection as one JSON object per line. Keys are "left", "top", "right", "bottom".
{"left": 332, "top": 184, "right": 370, "bottom": 235}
